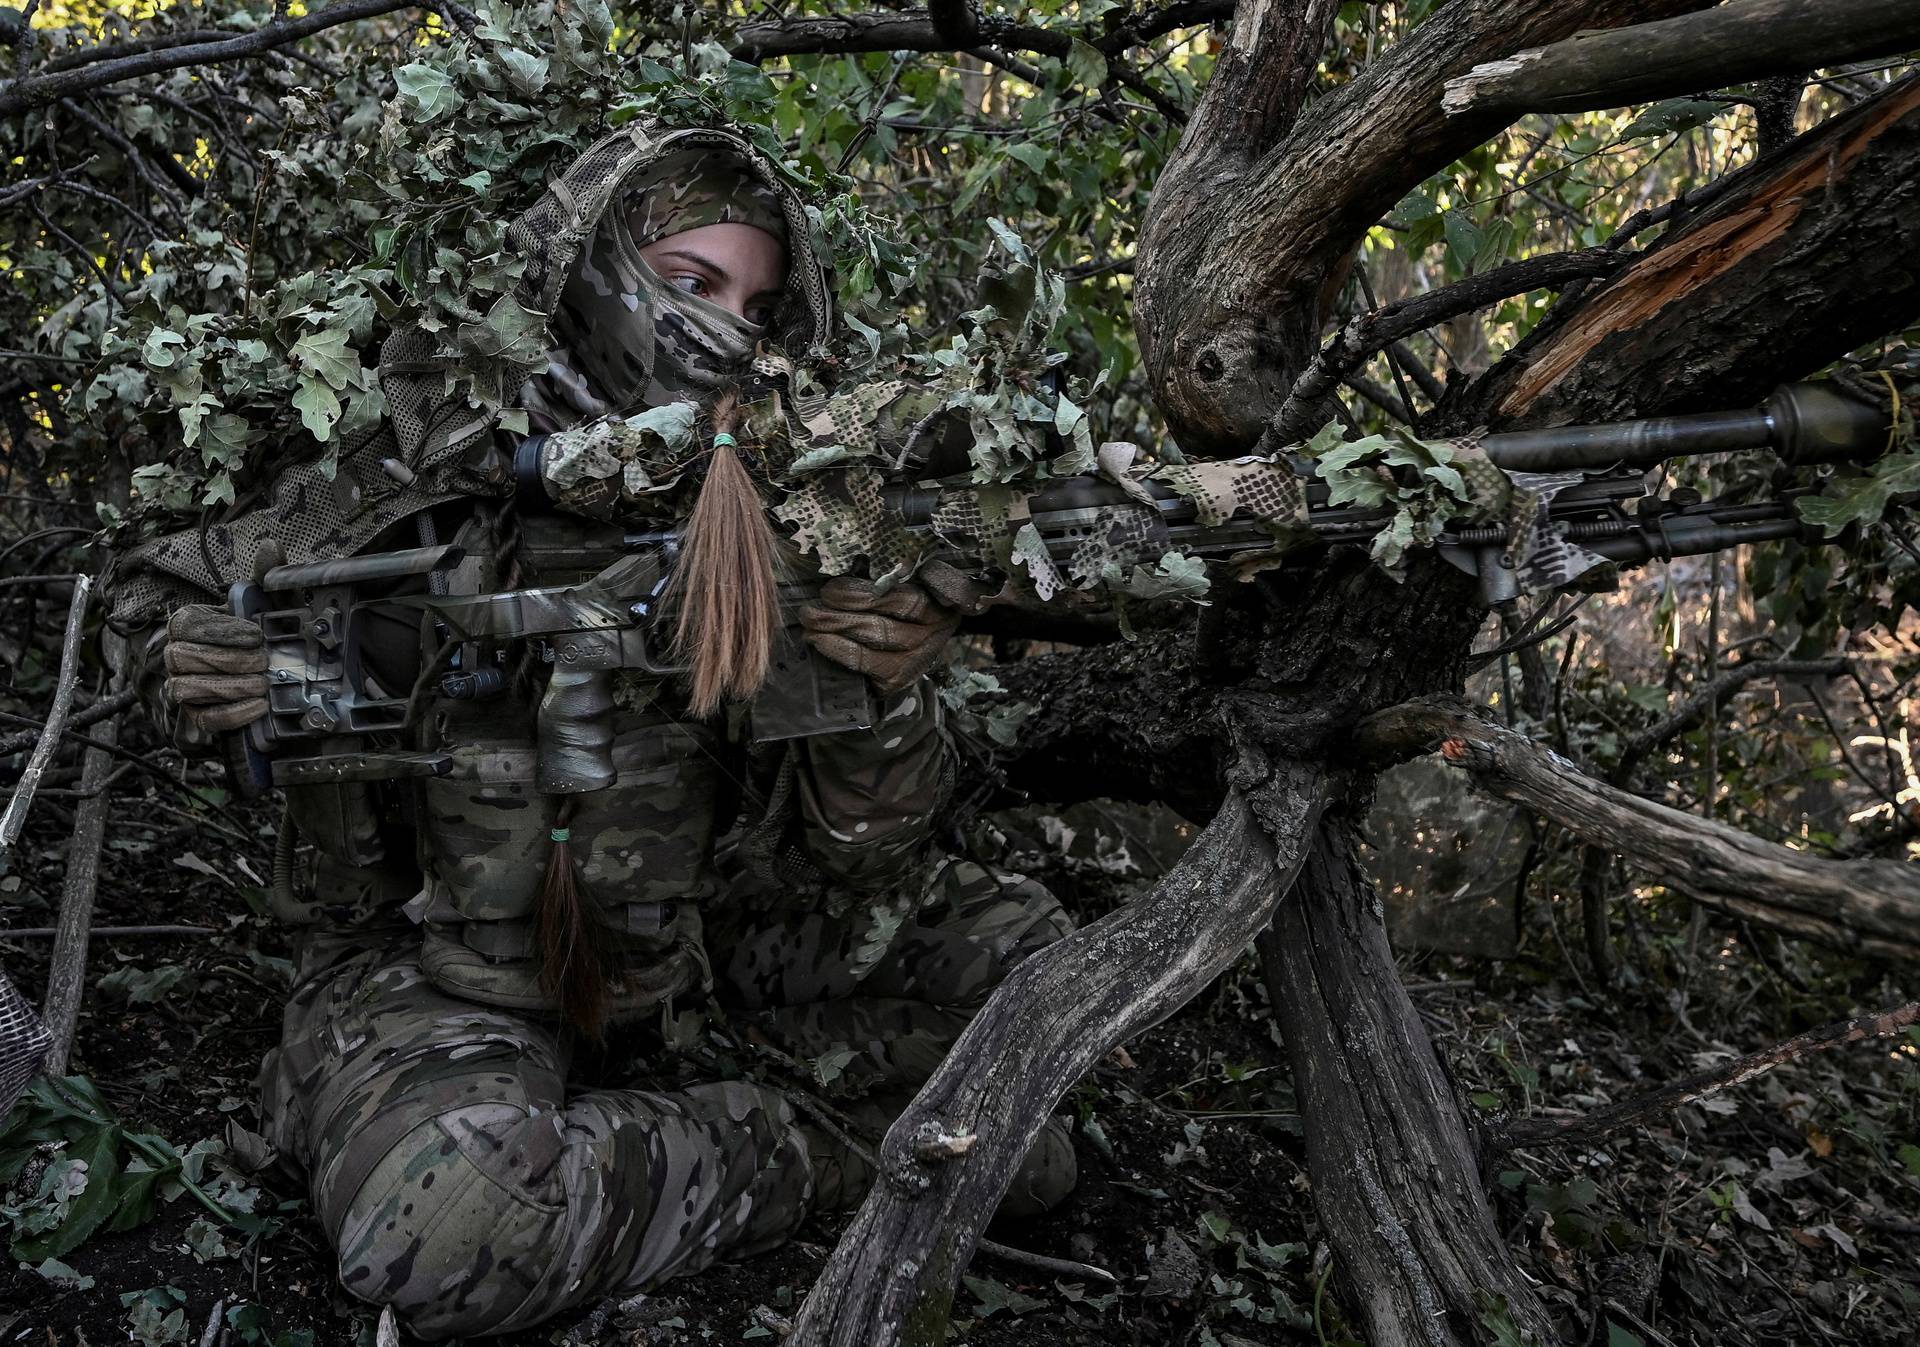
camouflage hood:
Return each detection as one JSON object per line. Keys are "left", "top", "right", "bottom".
{"left": 509, "top": 122, "right": 834, "bottom": 427}
{"left": 108, "top": 122, "right": 834, "bottom": 630}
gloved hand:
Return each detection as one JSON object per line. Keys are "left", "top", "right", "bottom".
{"left": 161, "top": 606, "right": 268, "bottom": 736}
{"left": 798, "top": 561, "right": 987, "bottom": 696}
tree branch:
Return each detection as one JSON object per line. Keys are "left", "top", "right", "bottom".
{"left": 1135, "top": 0, "right": 1709, "bottom": 450}
{"left": 1490, "top": 1000, "right": 1920, "bottom": 1153}
{"left": 1615, "top": 658, "right": 1848, "bottom": 781}
{"left": 1271, "top": 247, "right": 1624, "bottom": 441}
{"left": 790, "top": 753, "right": 1326, "bottom": 1346}
{"left": 1356, "top": 696, "right": 1920, "bottom": 961}
{"left": 0, "top": 0, "right": 418, "bottom": 117}
{"left": 0, "top": 575, "right": 91, "bottom": 857}
{"left": 1443, "top": 0, "right": 1920, "bottom": 118}
{"left": 1459, "top": 73, "right": 1920, "bottom": 428}
{"left": 731, "top": 2, "right": 1235, "bottom": 65}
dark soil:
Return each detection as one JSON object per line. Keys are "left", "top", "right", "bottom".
{"left": 3, "top": 777, "right": 1917, "bottom": 1347}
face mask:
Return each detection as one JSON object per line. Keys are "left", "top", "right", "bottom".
{"left": 522, "top": 164, "right": 780, "bottom": 431}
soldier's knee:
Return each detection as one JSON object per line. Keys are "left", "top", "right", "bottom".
{"left": 328, "top": 1102, "right": 566, "bottom": 1339}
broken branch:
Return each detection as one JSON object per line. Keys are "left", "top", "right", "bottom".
{"left": 1443, "top": 0, "right": 1920, "bottom": 119}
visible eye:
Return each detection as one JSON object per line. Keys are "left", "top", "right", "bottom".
{"left": 744, "top": 301, "right": 777, "bottom": 328}
{"left": 667, "top": 273, "right": 709, "bottom": 298}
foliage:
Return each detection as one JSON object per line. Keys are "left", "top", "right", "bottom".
{"left": 0, "top": 1076, "right": 278, "bottom": 1267}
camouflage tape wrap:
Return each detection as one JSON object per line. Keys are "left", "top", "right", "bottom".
{"left": 261, "top": 859, "right": 1072, "bottom": 1337}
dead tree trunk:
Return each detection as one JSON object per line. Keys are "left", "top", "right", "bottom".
{"left": 788, "top": 757, "right": 1326, "bottom": 1347}
{"left": 1259, "top": 813, "right": 1554, "bottom": 1347}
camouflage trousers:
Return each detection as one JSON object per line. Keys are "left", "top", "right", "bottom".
{"left": 258, "top": 860, "right": 1071, "bottom": 1340}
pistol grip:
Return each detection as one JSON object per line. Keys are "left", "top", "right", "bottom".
{"left": 224, "top": 728, "right": 275, "bottom": 799}
{"left": 537, "top": 665, "right": 616, "bottom": 794}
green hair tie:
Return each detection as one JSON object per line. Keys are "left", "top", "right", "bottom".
{"left": 550, "top": 827, "right": 571, "bottom": 843}
{"left": 711, "top": 432, "right": 738, "bottom": 449}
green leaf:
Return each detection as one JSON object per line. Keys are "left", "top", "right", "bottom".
{"left": 1621, "top": 97, "right": 1721, "bottom": 140}
{"left": 1797, "top": 455, "right": 1920, "bottom": 535}
{"left": 496, "top": 48, "right": 549, "bottom": 97}
{"left": 30, "top": 1257, "right": 94, "bottom": 1289}
{"left": 1065, "top": 39, "right": 1108, "bottom": 91}
{"left": 14, "top": 1125, "right": 122, "bottom": 1261}
{"left": 291, "top": 376, "right": 342, "bottom": 440}
{"left": 1607, "top": 1324, "right": 1648, "bottom": 1347}
{"left": 142, "top": 329, "right": 187, "bottom": 370}
{"left": 1443, "top": 210, "right": 1483, "bottom": 271}
{"left": 789, "top": 445, "right": 854, "bottom": 472}
{"left": 288, "top": 327, "right": 359, "bottom": 390}
{"left": 963, "top": 1274, "right": 1048, "bottom": 1317}
{"left": 1005, "top": 140, "right": 1050, "bottom": 174}
{"left": 394, "top": 63, "right": 462, "bottom": 123}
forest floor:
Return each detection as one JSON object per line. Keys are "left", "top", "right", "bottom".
{"left": 2, "top": 780, "right": 1917, "bottom": 1347}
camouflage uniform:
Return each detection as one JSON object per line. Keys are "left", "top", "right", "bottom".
{"left": 112, "top": 123, "right": 1075, "bottom": 1340}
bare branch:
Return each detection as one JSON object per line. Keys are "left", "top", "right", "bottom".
{"left": 732, "top": 2, "right": 1235, "bottom": 65}
{"left": 1443, "top": 0, "right": 1920, "bottom": 118}
{"left": 1271, "top": 248, "right": 1624, "bottom": 442}
{"left": 0, "top": 575, "right": 91, "bottom": 857}
{"left": 1491, "top": 1000, "right": 1920, "bottom": 1153}
{"left": 1356, "top": 696, "right": 1920, "bottom": 961}
{"left": 0, "top": 0, "right": 418, "bottom": 117}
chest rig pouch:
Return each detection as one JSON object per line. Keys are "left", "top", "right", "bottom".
{"left": 408, "top": 512, "right": 726, "bottom": 1019}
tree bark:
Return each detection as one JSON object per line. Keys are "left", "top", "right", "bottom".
{"left": 1442, "top": 0, "right": 1920, "bottom": 119}
{"left": 1358, "top": 696, "right": 1920, "bottom": 962}
{"left": 1260, "top": 814, "right": 1559, "bottom": 1347}
{"left": 1458, "top": 74, "right": 1920, "bottom": 427}
{"left": 789, "top": 752, "right": 1326, "bottom": 1347}
{"left": 1135, "top": 0, "right": 1711, "bottom": 451}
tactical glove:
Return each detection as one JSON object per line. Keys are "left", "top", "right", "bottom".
{"left": 161, "top": 605, "right": 268, "bottom": 735}
{"left": 798, "top": 560, "right": 986, "bottom": 696}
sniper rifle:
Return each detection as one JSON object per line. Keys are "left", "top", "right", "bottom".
{"left": 223, "top": 379, "right": 1897, "bottom": 796}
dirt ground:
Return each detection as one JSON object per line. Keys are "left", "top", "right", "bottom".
{"left": 2, "top": 781, "right": 1916, "bottom": 1347}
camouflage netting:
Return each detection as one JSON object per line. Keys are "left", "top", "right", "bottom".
{"left": 0, "top": 971, "right": 52, "bottom": 1119}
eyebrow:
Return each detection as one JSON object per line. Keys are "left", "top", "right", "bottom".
{"left": 650, "top": 248, "right": 784, "bottom": 299}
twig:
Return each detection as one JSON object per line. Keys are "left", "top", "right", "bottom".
{"left": 1, "top": 924, "right": 217, "bottom": 940}
{"left": 0, "top": 687, "right": 137, "bottom": 757}
{"left": 0, "top": 575, "right": 91, "bottom": 857}
{"left": 1490, "top": 1000, "right": 1920, "bottom": 1152}
{"left": 976, "top": 1236, "right": 1119, "bottom": 1285}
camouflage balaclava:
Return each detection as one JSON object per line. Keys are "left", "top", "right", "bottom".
{"left": 523, "top": 148, "right": 790, "bottom": 430}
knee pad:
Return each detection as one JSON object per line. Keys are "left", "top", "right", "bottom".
{"left": 327, "top": 1101, "right": 567, "bottom": 1340}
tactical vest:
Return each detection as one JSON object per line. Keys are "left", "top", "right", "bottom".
{"left": 419, "top": 509, "right": 742, "bottom": 1016}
